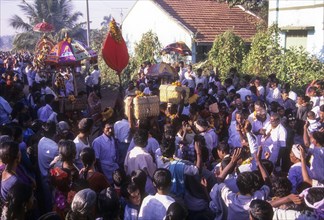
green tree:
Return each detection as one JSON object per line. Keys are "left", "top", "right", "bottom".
{"left": 208, "top": 30, "right": 247, "bottom": 79}
{"left": 243, "top": 25, "right": 324, "bottom": 92}
{"left": 279, "top": 47, "right": 324, "bottom": 92}
{"left": 133, "top": 30, "right": 162, "bottom": 67}
{"left": 9, "top": 0, "right": 84, "bottom": 51}
{"left": 242, "top": 25, "right": 282, "bottom": 76}
{"left": 215, "top": 0, "right": 268, "bottom": 20}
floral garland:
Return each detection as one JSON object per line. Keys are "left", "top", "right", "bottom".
{"left": 135, "top": 91, "right": 144, "bottom": 97}
{"left": 109, "top": 19, "right": 122, "bottom": 43}
{"left": 171, "top": 81, "right": 181, "bottom": 86}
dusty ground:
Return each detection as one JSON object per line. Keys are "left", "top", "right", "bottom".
{"left": 74, "top": 73, "right": 119, "bottom": 110}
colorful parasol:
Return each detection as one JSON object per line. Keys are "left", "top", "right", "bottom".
{"left": 70, "top": 39, "right": 97, "bottom": 62}
{"left": 146, "top": 62, "right": 177, "bottom": 78}
{"left": 33, "top": 20, "right": 55, "bottom": 33}
{"left": 102, "top": 19, "right": 129, "bottom": 74}
{"left": 45, "top": 38, "right": 77, "bottom": 65}
{"left": 161, "top": 41, "right": 192, "bottom": 56}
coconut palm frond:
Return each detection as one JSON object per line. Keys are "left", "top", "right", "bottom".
{"left": 9, "top": 15, "right": 33, "bottom": 31}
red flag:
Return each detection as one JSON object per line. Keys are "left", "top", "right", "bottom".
{"left": 102, "top": 19, "right": 129, "bottom": 73}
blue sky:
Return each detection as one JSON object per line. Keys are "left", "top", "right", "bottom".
{"left": 0, "top": 0, "right": 136, "bottom": 36}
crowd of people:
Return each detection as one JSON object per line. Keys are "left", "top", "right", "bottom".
{"left": 0, "top": 51, "right": 323, "bottom": 220}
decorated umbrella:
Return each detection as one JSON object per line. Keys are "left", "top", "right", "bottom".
{"left": 161, "top": 41, "right": 192, "bottom": 56}
{"left": 33, "top": 20, "right": 55, "bottom": 33}
{"left": 45, "top": 37, "right": 78, "bottom": 66}
{"left": 70, "top": 39, "right": 97, "bottom": 62}
{"left": 146, "top": 62, "right": 177, "bottom": 78}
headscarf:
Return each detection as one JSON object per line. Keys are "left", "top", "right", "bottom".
{"left": 299, "top": 187, "right": 324, "bottom": 219}
{"left": 291, "top": 144, "right": 301, "bottom": 160}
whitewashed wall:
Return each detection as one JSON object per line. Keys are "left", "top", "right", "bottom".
{"left": 268, "top": 0, "right": 324, "bottom": 60}
{"left": 122, "top": 0, "right": 194, "bottom": 62}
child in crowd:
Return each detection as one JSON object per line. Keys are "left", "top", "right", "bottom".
{"left": 121, "top": 181, "right": 142, "bottom": 220}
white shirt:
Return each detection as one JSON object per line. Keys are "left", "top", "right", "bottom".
{"left": 308, "top": 144, "right": 324, "bottom": 183}
{"left": 37, "top": 104, "right": 56, "bottom": 123}
{"left": 226, "top": 85, "right": 235, "bottom": 93}
{"left": 266, "top": 87, "right": 281, "bottom": 104}
{"left": 257, "top": 85, "right": 265, "bottom": 97}
{"left": 124, "top": 146, "right": 156, "bottom": 177}
{"left": 195, "top": 76, "right": 208, "bottom": 89}
{"left": 114, "top": 119, "right": 130, "bottom": 143}
{"left": 91, "top": 69, "right": 100, "bottom": 85}
{"left": 73, "top": 136, "right": 90, "bottom": 169}
{"left": 45, "top": 86, "right": 57, "bottom": 99}
{"left": 124, "top": 146, "right": 157, "bottom": 195}
{"left": 128, "top": 137, "right": 160, "bottom": 157}
{"left": 236, "top": 88, "right": 251, "bottom": 102}
{"left": 273, "top": 208, "right": 302, "bottom": 220}
{"left": 228, "top": 121, "right": 242, "bottom": 148}
{"left": 183, "top": 70, "right": 196, "bottom": 89}
{"left": 38, "top": 137, "right": 58, "bottom": 177}
{"left": 202, "top": 129, "right": 219, "bottom": 156}
{"left": 251, "top": 116, "right": 270, "bottom": 143}
{"left": 138, "top": 194, "right": 175, "bottom": 220}
{"left": 288, "top": 162, "right": 311, "bottom": 194}
{"left": 310, "top": 96, "right": 320, "bottom": 108}
{"left": 260, "top": 124, "right": 287, "bottom": 164}
{"left": 288, "top": 90, "right": 297, "bottom": 102}
{"left": 220, "top": 183, "right": 270, "bottom": 220}
{"left": 143, "top": 87, "right": 153, "bottom": 95}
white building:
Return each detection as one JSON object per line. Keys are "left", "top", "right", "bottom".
{"left": 122, "top": 0, "right": 260, "bottom": 63}
{"left": 268, "top": 0, "right": 324, "bottom": 61}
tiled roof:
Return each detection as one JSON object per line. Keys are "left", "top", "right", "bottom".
{"left": 154, "top": 0, "right": 261, "bottom": 43}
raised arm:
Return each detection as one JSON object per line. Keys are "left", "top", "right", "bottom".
{"left": 303, "top": 121, "right": 310, "bottom": 147}
{"left": 216, "top": 148, "right": 242, "bottom": 183}
{"left": 256, "top": 146, "right": 271, "bottom": 186}
{"left": 299, "top": 146, "right": 312, "bottom": 185}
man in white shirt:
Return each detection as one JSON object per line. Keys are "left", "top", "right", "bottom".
{"left": 182, "top": 64, "right": 196, "bottom": 89}
{"left": 143, "top": 80, "right": 154, "bottom": 95}
{"left": 195, "top": 118, "right": 219, "bottom": 158}
{"left": 38, "top": 121, "right": 58, "bottom": 212}
{"left": 195, "top": 68, "right": 208, "bottom": 89}
{"left": 254, "top": 77, "right": 265, "bottom": 97}
{"left": 114, "top": 117, "right": 131, "bottom": 166}
{"left": 138, "top": 168, "right": 175, "bottom": 220}
{"left": 178, "top": 61, "right": 186, "bottom": 82}
{"left": 260, "top": 113, "right": 287, "bottom": 169}
{"left": 37, "top": 94, "right": 57, "bottom": 123}
{"left": 228, "top": 111, "right": 244, "bottom": 148}
{"left": 124, "top": 129, "right": 156, "bottom": 194}
{"left": 266, "top": 79, "right": 281, "bottom": 104}
{"left": 236, "top": 80, "right": 252, "bottom": 102}
{"left": 91, "top": 65, "right": 101, "bottom": 98}
{"left": 74, "top": 118, "right": 94, "bottom": 169}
